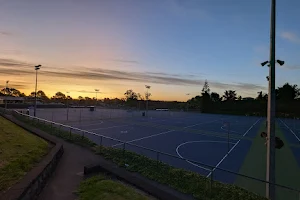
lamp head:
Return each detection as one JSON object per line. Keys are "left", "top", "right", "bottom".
{"left": 277, "top": 60, "right": 285, "bottom": 66}
{"left": 261, "top": 61, "right": 269, "bottom": 67}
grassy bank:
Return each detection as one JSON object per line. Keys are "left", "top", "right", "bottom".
{"left": 0, "top": 116, "right": 49, "bottom": 192}
{"left": 15, "top": 113, "right": 266, "bottom": 200}
{"left": 77, "top": 175, "right": 150, "bottom": 200}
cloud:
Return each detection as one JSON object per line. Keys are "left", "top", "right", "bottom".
{"left": 0, "top": 58, "right": 266, "bottom": 94}
{"left": 0, "top": 31, "right": 13, "bottom": 36}
{"left": 166, "top": 0, "right": 210, "bottom": 20}
{"left": 110, "top": 59, "right": 139, "bottom": 64}
{"left": 0, "top": 58, "right": 31, "bottom": 67}
{"left": 279, "top": 64, "right": 300, "bottom": 70}
{"left": 280, "top": 31, "right": 300, "bottom": 44}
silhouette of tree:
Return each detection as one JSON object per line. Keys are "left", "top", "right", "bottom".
{"left": 52, "top": 92, "right": 66, "bottom": 100}
{"left": 78, "top": 96, "right": 84, "bottom": 101}
{"left": 211, "top": 92, "right": 221, "bottom": 102}
{"left": 238, "top": 95, "right": 242, "bottom": 100}
{"left": 124, "top": 89, "right": 138, "bottom": 101}
{"left": 276, "top": 83, "right": 299, "bottom": 101}
{"left": 201, "top": 80, "right": 210, "bottom": 94}
{"left": 223, "top": 90, "right": 237, "bottom": 101}
{"left": 137, "top": 93, "right": 144, "bottom": 100}
{"left": 256, "top": 91, "right": 268, "bottom": 101}
{"left": 1, "top": 88, "right": 22, "bottom": 96}
{"left": 145, "top": 91, "right": 151, "bottom": 100}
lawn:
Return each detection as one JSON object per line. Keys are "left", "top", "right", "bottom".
{"left": 77, "top": 174, "right": 151, "bottom": 200}
{"left": 0, "top": 116, "right": 50, "bottom": 192}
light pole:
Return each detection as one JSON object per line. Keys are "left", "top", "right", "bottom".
{"left": 95, "top": 89, "right": 99, "bottom": 106}
{"left": 261, "top": 60, "right": 284, "bottom": 200}
{"left": 186, "top": 93, "right": 190, "bottom": 112}
{"left": 66, "top": 91, "right": 69, "bottom": 120}
{"left": 261, "top": 1, "right": 284, "bottom": 198}
{"left": 5, "top": 80, "right": 9, "bottom": 110}
{"left": 145, "top": 85, "right": 151, "bottom": 116}
{"left": 34, "top": 65, "right": 41, "bottom": 117}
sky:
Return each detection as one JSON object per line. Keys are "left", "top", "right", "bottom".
{"left": 0, "top": 0, "right": 300, "bottom": 101}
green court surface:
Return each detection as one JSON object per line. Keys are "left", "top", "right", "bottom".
{"left": 235, "top": 121, "right": 300, "bottom": 200}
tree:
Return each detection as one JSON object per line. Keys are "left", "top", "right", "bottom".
{"left": 36, "top": 90, "right": 48, "bottom": 100}
{"left": 137, "top": 93, "right": 144, "bottom": 100}
{"left": 124, "top": 89, "right": 138, "bottom": 101}
{"left": 9, "top": 88, "right": 22, "bottom": 97}
{"left": 276, "top": 83, "right": 299, "bottom": 101}
{"left": 238, "top": 95, "right": 242, "bottom": 101}
{"left": 256, "top": 91, "right": 268, "bottom": 101}
{"left": 145, "top": 91, "right": 151, "bottom": 100}
{"left": 1, "top": 87, "right": 21, "bottom": 96}
{"left": 223, "top": 90, "right": 237, "bottom": 101}
{"left": 201, "top": 80, "right": 210, "bottom": 95}
{"left": 210, "top": 92, "right": 221, "bottom": 102}
{"left": 52, "top": 92, "right": 66, "bottom": 100}
{"left": 78, "top": 96, "right": 83, "bottom": 101}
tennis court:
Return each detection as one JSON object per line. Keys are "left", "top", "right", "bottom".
{"left": 32, "top": 107, "right": 262, "bottom": 184}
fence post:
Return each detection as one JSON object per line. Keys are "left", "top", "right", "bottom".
{"left": 69, "top": 127, "right": 72, "bottom": 138}
{"left": 123, "top": 143, "right": 126, "bottom": 155}
{"left": 156, "top": 152, "right": 160, "bottom": 166}
{"left": 82, "top": 131, "right": 85, "bottom": 139}
{"left": 100, "top": 136, "right": 103, "bottom": 146}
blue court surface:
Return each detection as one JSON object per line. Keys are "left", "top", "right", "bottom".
{"left": 36, "top": 108, "right": 263, "bottom": 184}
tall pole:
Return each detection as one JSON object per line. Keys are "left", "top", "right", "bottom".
{"left": 266, "top": 0, "right": 276, "bottom": 199}
{"left": 5, "top": 80, "right": 9, "bottom": 110}
{"left": 95, "top": 89, "right": 99, "bottom": 107}
{"left": 34, "top": 65, "right": 41, "bottom": 117}
{"left": 145, "top": 85, "right": 151, "bottom": 116}
{"left": 66, "top": 91, "right": 69, "bottom": 121}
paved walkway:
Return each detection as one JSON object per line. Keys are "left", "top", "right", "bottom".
{"left": 38, "top": 140, "right": 99, "bottom": 200}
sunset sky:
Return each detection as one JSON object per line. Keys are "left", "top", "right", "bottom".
{"left": 1, "top": 0, "right": 300, "bottom": 101}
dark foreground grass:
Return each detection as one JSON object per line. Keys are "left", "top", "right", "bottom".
{"left": 0, "top": 116, "right": 49, "bottom": 192}
{"left": 15, "top": 113, "right": 266, "bottom": 200}
{"left": 77, "top": 175, "right": 149, "bottom": 200}
{"left": 236, "top": 121, "right": 300, "bottom": 200}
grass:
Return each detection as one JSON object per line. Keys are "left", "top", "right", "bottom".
{"left": 13, "top": 113, "right": 97, "bottom": 148}
{"left": 235, "top": 121, "right": 300, "bottom": 200}
{"left": 0, "top": 116, "right": 49, "bottom": 192}
{"left": 95, "top": 146, "right": 266, "bottom": 200}
{"left": 15, "top": 113, "right": 266, "bottom": 200}
{"left": 77, "top": 174, "right": 149, "bottom": 200}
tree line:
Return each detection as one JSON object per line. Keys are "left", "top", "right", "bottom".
{"left": 1, "top": 82, "right": 300, "bottom": 117}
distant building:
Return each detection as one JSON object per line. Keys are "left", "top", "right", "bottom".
{"left": 0, "top": 96, "right": 25, "bottom": 104}
{"left": 242, "top": 97, "right": 255, "bottom": 101}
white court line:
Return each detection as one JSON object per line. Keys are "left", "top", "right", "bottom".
{"left": 111, "top": 119, "right": 222, "bottom": 147}
{"left": 206, "top": 118, "right": 261, "bottom": 178}
{"left": 279, "top": 119, "right": 300, "bottom": 142}
{"left": 176, "top": 140, "right": 236, "bottom": 171}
